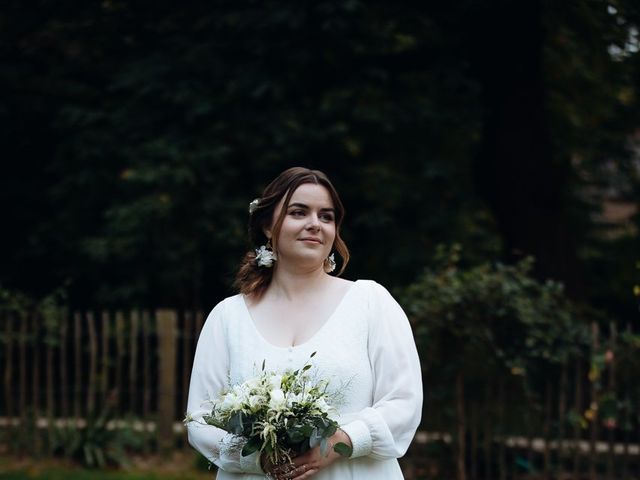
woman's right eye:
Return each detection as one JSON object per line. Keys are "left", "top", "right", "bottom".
{"left": 290, "top": 210, "right": 305, "bottom": 217}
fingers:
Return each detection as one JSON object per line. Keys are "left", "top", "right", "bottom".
{"left": 295, "top": 466, "right": 318, "bottom": 479}
{"left": 269, "top": 463, "right": 316, "bottom": 480}
{"left": 289, "top": 463, "right": 309, "bottom": 479}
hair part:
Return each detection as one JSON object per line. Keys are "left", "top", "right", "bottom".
{"left": 234, "top": 167, "right": 350, "bottom": 298}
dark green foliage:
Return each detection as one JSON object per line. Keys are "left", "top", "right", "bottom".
{"left": 52, "top": 413, "right": 143, "bottom": 469}
{"left": 406, "top": 244, "right": 589, "bottom": 363}
{"left": 2, "top": 0, "right": 636, "bottom": 313}
{"left": 403, "top": 244, "right": 590, "bottom": 432}
{"left": 0, "top": 1, "right": 500, "bottom": 308}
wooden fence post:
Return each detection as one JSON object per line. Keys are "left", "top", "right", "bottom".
{"left": 45, "top": 315, "right": 55, "bottom": 455}
{"left": 142, "top": 310, "right": 151, "bottom": 454}
{"left": 59, "top": 313, "right": 69, "bottom": 423}
{"left": 73, "top": 312, "right": 82, "bottom": 421}
{"left": 129, "top": 311, "right": 139, "bottom": 414}
{"left": 115, "top": 311, "right": 125, "bottom": 413}
{"left": 573, "top": 356, "right": 583, "bottom": 478}
{"left": 101, "top": 311, "right": 110, "bottom": 411}
{"left": 157, "top": 309, "right": 177, "bottom": 455}
{"left": 589, "top": 322, "right": 599, "bottom": 480}
{"left": 455, "top": 370, "right": 466, "bottom": 480}
{"left": 31, "top": 312, "right": 42, "bottom": 456}
{"left": 607, "top": 321, "right": 616, "bottom": 480}
{"left": 18, "top": 315, "right": 27, "bottom": 453}
{"left": 557, "top": 358, "right": 568, "bottom": 478}
{"left": 180, "top": 311, "right": 193, "bottom": 449}
{"left": 3, "top": 313, "right": 14, "bottom": 453}
{"left": 87, "top": 312, "right": 97, "bottom": 415}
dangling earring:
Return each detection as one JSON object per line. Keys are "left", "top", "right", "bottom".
{"left": 325, "top": 253, "right": 336, "bottom": 273}
{"left": 255, "top": 239, "right": 277, "bottom": 267}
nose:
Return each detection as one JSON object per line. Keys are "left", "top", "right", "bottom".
{"left": 306, "top": 213, "right": 321, "bottom": 230}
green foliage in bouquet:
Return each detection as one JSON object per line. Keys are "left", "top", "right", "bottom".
{"left": 188, "top": 352, "right": 352, "bottom": 465}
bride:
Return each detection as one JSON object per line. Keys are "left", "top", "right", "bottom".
{"left": 187, "top": 167, "right": 422, "bottom": 479}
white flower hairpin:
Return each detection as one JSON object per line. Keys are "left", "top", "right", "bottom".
{"left": 249, "top": 198, "right": 260, "bottom": 214}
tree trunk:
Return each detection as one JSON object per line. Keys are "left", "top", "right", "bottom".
{"left": 470, "top": 0, "right": 585, "bottom": 299}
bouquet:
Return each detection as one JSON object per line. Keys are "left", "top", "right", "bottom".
{"left": 186, "top": 352, "right": 352, "bottom": 466}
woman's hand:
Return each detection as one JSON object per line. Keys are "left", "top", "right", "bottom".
{"left": 265, "top": 429, "right": 352, "bottom": 479}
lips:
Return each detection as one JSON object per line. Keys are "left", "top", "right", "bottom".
{"left": 299, "top": 237, "right": 322, "bottom": 244}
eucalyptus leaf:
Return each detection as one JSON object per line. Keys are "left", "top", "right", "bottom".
{"left": 320, "top": 437, "right": 329, "bottom": 457}
{"left": 333, "top": 442, "right": 353, "bottom": 457}
{"left": 309, "top": 427, "right": 322, "bottom": 448}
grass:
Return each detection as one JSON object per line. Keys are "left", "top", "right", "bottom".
{"left": 0, "top": 452, "right": 216, "bottom": 480}
{"left": 0, "top": 473, "right": 213, "bottom": 480}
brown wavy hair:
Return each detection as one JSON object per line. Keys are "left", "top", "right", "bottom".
{"left": 234, "top": 167, "right": 350, "bottom": 298}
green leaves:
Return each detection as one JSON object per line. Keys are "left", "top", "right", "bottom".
{"left": 286, "top": 422, "right": 314, "bottom": 444}
{"left": 241, "top": 436, "right": 262, "bottom": 457}
{"left": 333, "top": 442, "right": 353, "bottom": 457}
{"left": 405, "top": 245, "right": 587, "bottom": 375}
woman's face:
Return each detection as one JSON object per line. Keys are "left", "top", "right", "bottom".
{"left": 269, "top": 183, "right": 336, "bottom": 271}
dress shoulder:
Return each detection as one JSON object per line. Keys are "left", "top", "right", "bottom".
{"left": 354, "top": 279, "right": 399, "bottom": 305}
{"left": 206, "top": 293, "right": 243, "bottom": 318}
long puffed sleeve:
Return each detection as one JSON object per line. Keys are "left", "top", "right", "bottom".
{"left": 185, "top": 300, "right": 263, "bottom": 474}
{"left": 340, "top": 281, "right": 423, "bottom": 460}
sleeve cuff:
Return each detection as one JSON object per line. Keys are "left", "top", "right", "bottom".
{"left": 341, "top": 419, "right": 372, "bottom": 458}
{"left": 240, "top": 449, "right": 264, "bottom": 474}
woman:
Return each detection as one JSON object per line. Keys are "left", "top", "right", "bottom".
{"left": 187, "top": 167, "right": 422, "bottom": 479}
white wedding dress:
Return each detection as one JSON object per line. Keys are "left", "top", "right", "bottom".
{"left": 186, "top": 280, "right": 423, "bottom": 479}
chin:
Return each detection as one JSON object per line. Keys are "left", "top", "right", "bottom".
{"left": 283, "top": 252, "right": 326, "bottom": 268}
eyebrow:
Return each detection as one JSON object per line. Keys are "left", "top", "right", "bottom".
{"left": 288, "top": 202, "right": 335, "bottom": 213}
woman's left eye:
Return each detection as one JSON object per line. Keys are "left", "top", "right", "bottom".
{"left": 320, "top": 214, "right": 334, "bottom": 222}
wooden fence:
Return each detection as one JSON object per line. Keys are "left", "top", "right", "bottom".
{"left": 0, "top": 309, "right": 204, "bottom": 456}
{"left": 1, "top": 309, "right": 639, "bottom": 479}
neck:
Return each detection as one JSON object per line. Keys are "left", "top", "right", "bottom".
{"left": 269, "top": 264, "right": 329, "bottom": 301}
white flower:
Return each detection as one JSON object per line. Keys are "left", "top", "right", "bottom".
{"left": 268, "top": 374, "right": 283, "bottom": 391}
{"left": 249, "top": 198, "right": 260, "bottom": 214}
{"left": 269, "top": 389, "right": 286, "bottom": 410}
{"left": 248, "top": 394, "right": 266, "bottom": 410}
{"left": 315, "top": 397, "right": 331, "bottom": 414}
{"left": 232, "top": 383, "right": 250, "bottom": 400}
{"left": 246, "top": 376, "right": 263, "bottom": 391}
{"left": 255, "top": 245, "right": 277, "bottom": 267}
{"left": 220, "top": 392, "right": 241, "bottom": 412}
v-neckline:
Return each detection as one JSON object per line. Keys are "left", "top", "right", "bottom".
{"left": 239, "top": 280, "right": 360, "bottom": 350}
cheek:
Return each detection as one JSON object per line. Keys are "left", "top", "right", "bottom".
{"left": 326, "top": 226, "right": 337, "bottom": 244}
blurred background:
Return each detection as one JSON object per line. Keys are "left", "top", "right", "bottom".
{"left": 1, "top": 1, "right": 640, "bottom": 479}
